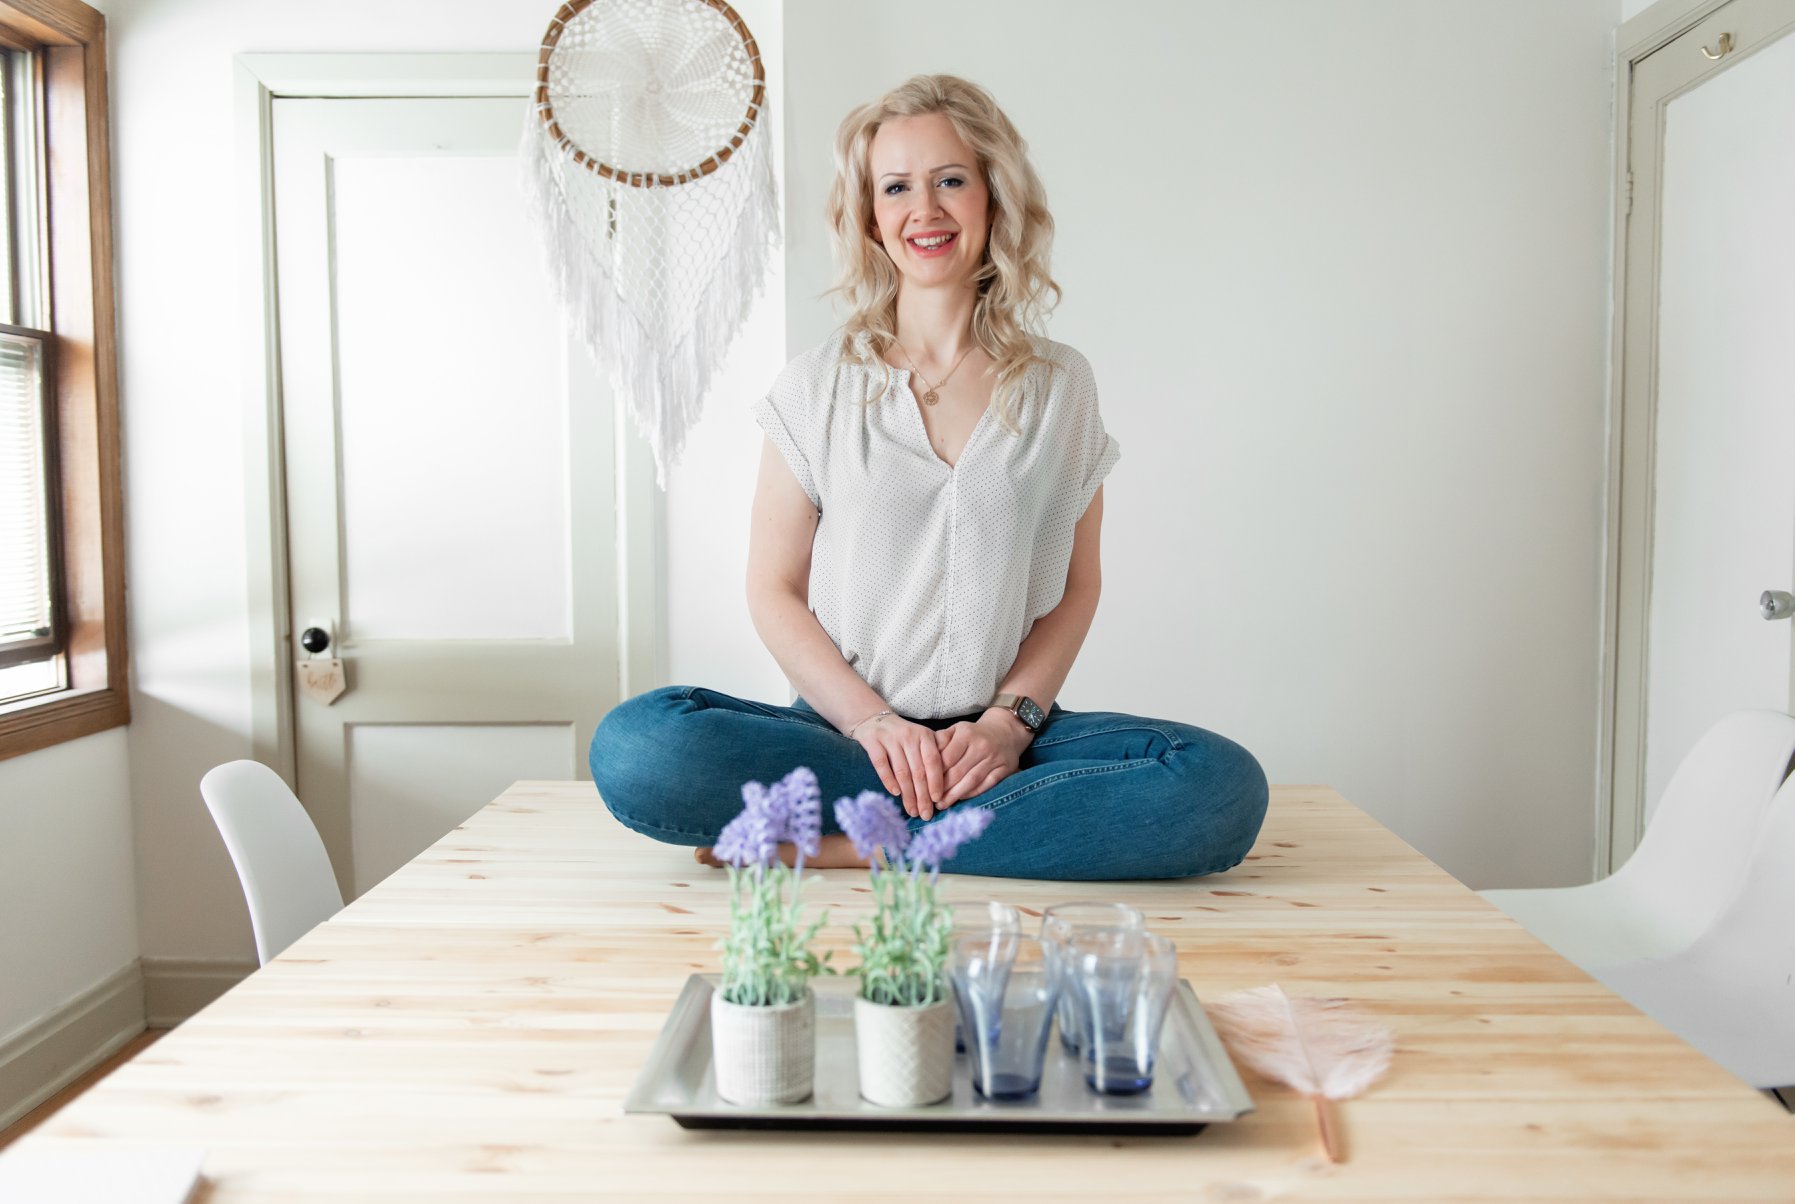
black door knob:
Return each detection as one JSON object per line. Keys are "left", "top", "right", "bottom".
{"left": 300, "top": 626, "right": 330, "bottom": 655}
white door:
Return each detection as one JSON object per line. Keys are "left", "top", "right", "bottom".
{"left": 273, "top": 96, "right": 620, "bottom": 897}
{"left": 1612, "top": 0, "right": 1795, "bottom": 863}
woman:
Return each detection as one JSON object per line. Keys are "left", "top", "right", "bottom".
{"left": 589, "top": 74, "right": 1268, "bottom": 879}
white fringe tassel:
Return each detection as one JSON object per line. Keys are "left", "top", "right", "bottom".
{"left": 519, "top": 107, "right": 781, "bottom": 488}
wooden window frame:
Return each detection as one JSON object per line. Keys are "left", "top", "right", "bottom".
{"left": 0, "top": 0, "right": 125, "bottom": 760}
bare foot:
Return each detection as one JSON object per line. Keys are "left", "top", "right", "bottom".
{"left": 693, "top": 833, "right": 870, "bottom": 871}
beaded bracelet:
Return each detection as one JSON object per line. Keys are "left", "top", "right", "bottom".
{"left": 844, "top": 709, "right": 893, "bottom": 740}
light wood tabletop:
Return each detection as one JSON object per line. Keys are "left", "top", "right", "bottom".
{"left": 17, "top": 783, "right": 1795, "bottom": 1199}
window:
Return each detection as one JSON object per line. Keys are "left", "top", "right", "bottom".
{"left": 1, "top": 45, "right": 61, "bottom": 697}
{"left": 1, "top": 328, "right": 61, "bottom": 685}
{"left": 0, "top": 0, "right": 126, "bottom": 759}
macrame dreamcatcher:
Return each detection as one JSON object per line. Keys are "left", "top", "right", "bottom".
{"left": 521, "top": 0, "right": 778, "bottom": 486}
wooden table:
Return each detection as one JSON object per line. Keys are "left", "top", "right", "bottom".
{"left": 18, "top": 784, "right": 1795, "bottom": 1198}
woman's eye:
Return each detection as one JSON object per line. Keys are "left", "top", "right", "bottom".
{"left": 881, "top": 177, "right": 963, "bottom": 196}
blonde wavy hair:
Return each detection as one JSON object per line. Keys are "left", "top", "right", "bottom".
{"left": 824, "top": 74, "right": 1061, "bottom": 432}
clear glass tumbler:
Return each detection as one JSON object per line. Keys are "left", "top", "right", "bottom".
{"left": 948, "top": 901, "right": 1022, "bottom": 1053}
{"left": 1039, "top": 902, "right": 1146, "bottom": 1053}
{"left": 951, "top": 932, "right": 1061, "bottom": 1100}
{"left": 951, "top": 900, "right": 1022, "bottom": 938}
{"left": 1068, "top": 928, "right": 1179, "bottom": 1095}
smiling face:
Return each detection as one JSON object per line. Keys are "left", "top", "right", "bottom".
{"left": 867, "top": 112, "right": 991, "bottom": 293}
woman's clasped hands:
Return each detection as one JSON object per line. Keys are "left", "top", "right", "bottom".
{"left": 851, "top": 711, "right": 1031, "bottom": 821}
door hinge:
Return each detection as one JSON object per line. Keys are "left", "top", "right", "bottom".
{"left": 1624, "top": 170, "right": 1633, "bottom": 217}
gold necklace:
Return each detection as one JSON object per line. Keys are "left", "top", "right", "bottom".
{"left": 895, "top": 340, "right": 975, "bottom": 406}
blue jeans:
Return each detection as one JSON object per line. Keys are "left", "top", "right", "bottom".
{"left": 588, "top": 686, "right": 1269, "bottom": 881}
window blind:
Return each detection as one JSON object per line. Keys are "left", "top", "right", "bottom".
{"left": 0, "top": 331, "right": 53, "bottom": 659}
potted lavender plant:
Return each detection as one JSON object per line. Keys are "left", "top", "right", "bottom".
{"left": 834, "top": 791, "right": 995, "bottom": 1107}
{"left": 709, "top": 766, "right": 833, "bottom": 1106}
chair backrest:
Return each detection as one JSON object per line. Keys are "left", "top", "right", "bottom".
{"left": 1680, "top": 764, "right": 1795, "bottom": 1086}
{"left": 1597, "top": 767, "right": 1795, "bottom": 1088}
{"left": 1611, "top": 709, "right": 1795, "bottom": 946}
{"left": 200, "top": 760, "right": 344, "bottom": 965}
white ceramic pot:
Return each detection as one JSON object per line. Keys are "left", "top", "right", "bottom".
{"left": 709, "top": 989, "right": 815, "bottom": 1105}
{"left": 854, "top": 995, "right": 956, "bottom": 1107}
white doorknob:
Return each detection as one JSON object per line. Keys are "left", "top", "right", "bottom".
{"left": 1762, "top": 590, "right": 1794, "bottom": 621}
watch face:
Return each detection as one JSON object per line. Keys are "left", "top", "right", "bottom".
{"left": 1017, "top": 697, "right": 1046, "bottom": 731}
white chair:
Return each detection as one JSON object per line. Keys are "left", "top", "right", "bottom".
{"left": 200, "top": 759, "right": 344, "bottom": 965}
{"left": 1482, "top": 709, "right": 1795, "bottom": 968}
{"left": 1590, "top": 768, "right": 1795, "bottom": 1088}
{"left": 1481, "top": 708, "right": 1795, "bottom": 1090}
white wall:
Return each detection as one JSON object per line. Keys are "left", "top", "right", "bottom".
{"left": 785, "top": 0, "right": 1619, "bottom": 889}
{"left": 106, "top": 0, "right": 786, "bottom": 965}
{"left": 0, "top": 729, "right": 136, "bottom": 1039}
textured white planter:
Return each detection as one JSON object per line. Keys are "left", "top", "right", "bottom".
{"left": 709, "top": 989, "right": 815, "bottom": 1105}
{"left": 854, "top": 995, "right": 956, "bottom": 1107}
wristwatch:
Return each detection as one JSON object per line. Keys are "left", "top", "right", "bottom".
{"left": 989, "top": 693, "right": 1047, "bottom": 734}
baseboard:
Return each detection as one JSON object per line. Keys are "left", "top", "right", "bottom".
{"left": 140, "top": 957, "right": 256, "bottom": 1027}
{"left": 0, "top": 964, "right": 146, "bottom": 1133}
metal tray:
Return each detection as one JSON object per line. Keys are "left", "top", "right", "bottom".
{"left": 624, "top": 973, "right": 1254, "bottom": 1135}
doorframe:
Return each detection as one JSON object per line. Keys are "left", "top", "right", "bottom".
{"left": 1599, "top": 0, "right": 1793, "bottom": 875}
{"left": 233, "top": 53, "right": 668, "bottom": 788}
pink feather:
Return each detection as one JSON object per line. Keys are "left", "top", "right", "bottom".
{"left": 1207, "top": 984, "right": 1394, "bottom": 1163}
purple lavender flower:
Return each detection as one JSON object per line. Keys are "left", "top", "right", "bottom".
{"left": 833, "top": 790, "right": 911, "bottom": 861}
{"left": 714, "top": 776, "right": 788, "bottom": 867}
{"left": 712, "top": 803, "right": 780, "bottom": 867}
{"left": 780, "top": 767, "right": 822, "bottom": 859}
{"left": 742, "top": 778, "right": 790, "bottom": 838}
{"left": 906, "top": 806, "right": 995, "bottom": 869}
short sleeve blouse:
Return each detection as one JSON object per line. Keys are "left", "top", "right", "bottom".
{"left": 751, "top": 330, "right": 1121, "bottom": 719}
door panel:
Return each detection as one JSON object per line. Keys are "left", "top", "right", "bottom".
{"left": 1641, "top": 12, "right": 1795, "bottom": 822}
{"left": 330, "top": 153, "right": 574, "bottom": 642}
{"left": 273, "top": 96, "right": 618, "bottom": 897}
{"left": 1612, "top": 0, "right": 1795, "bottom": 863}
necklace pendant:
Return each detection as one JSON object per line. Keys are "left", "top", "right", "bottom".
{"left": 923, "top": 389, "right": 939, "bottom": 406}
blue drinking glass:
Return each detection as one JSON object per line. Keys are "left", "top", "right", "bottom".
{"left": 949, "top": 901, "right": 1021, "bottom": 1053}
{"left": 951, "top": 932, "right": 1061, "bottom": 1100}
{"left": 1039, "top": 902, "right": 1145, "bottom": 1053}
{"left": 1069, "top": 928, "right": 1179, "bottom": 1095}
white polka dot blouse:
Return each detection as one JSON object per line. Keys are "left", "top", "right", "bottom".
{"left": 752, "top": 329, "right": 1122, "bottom": 720}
